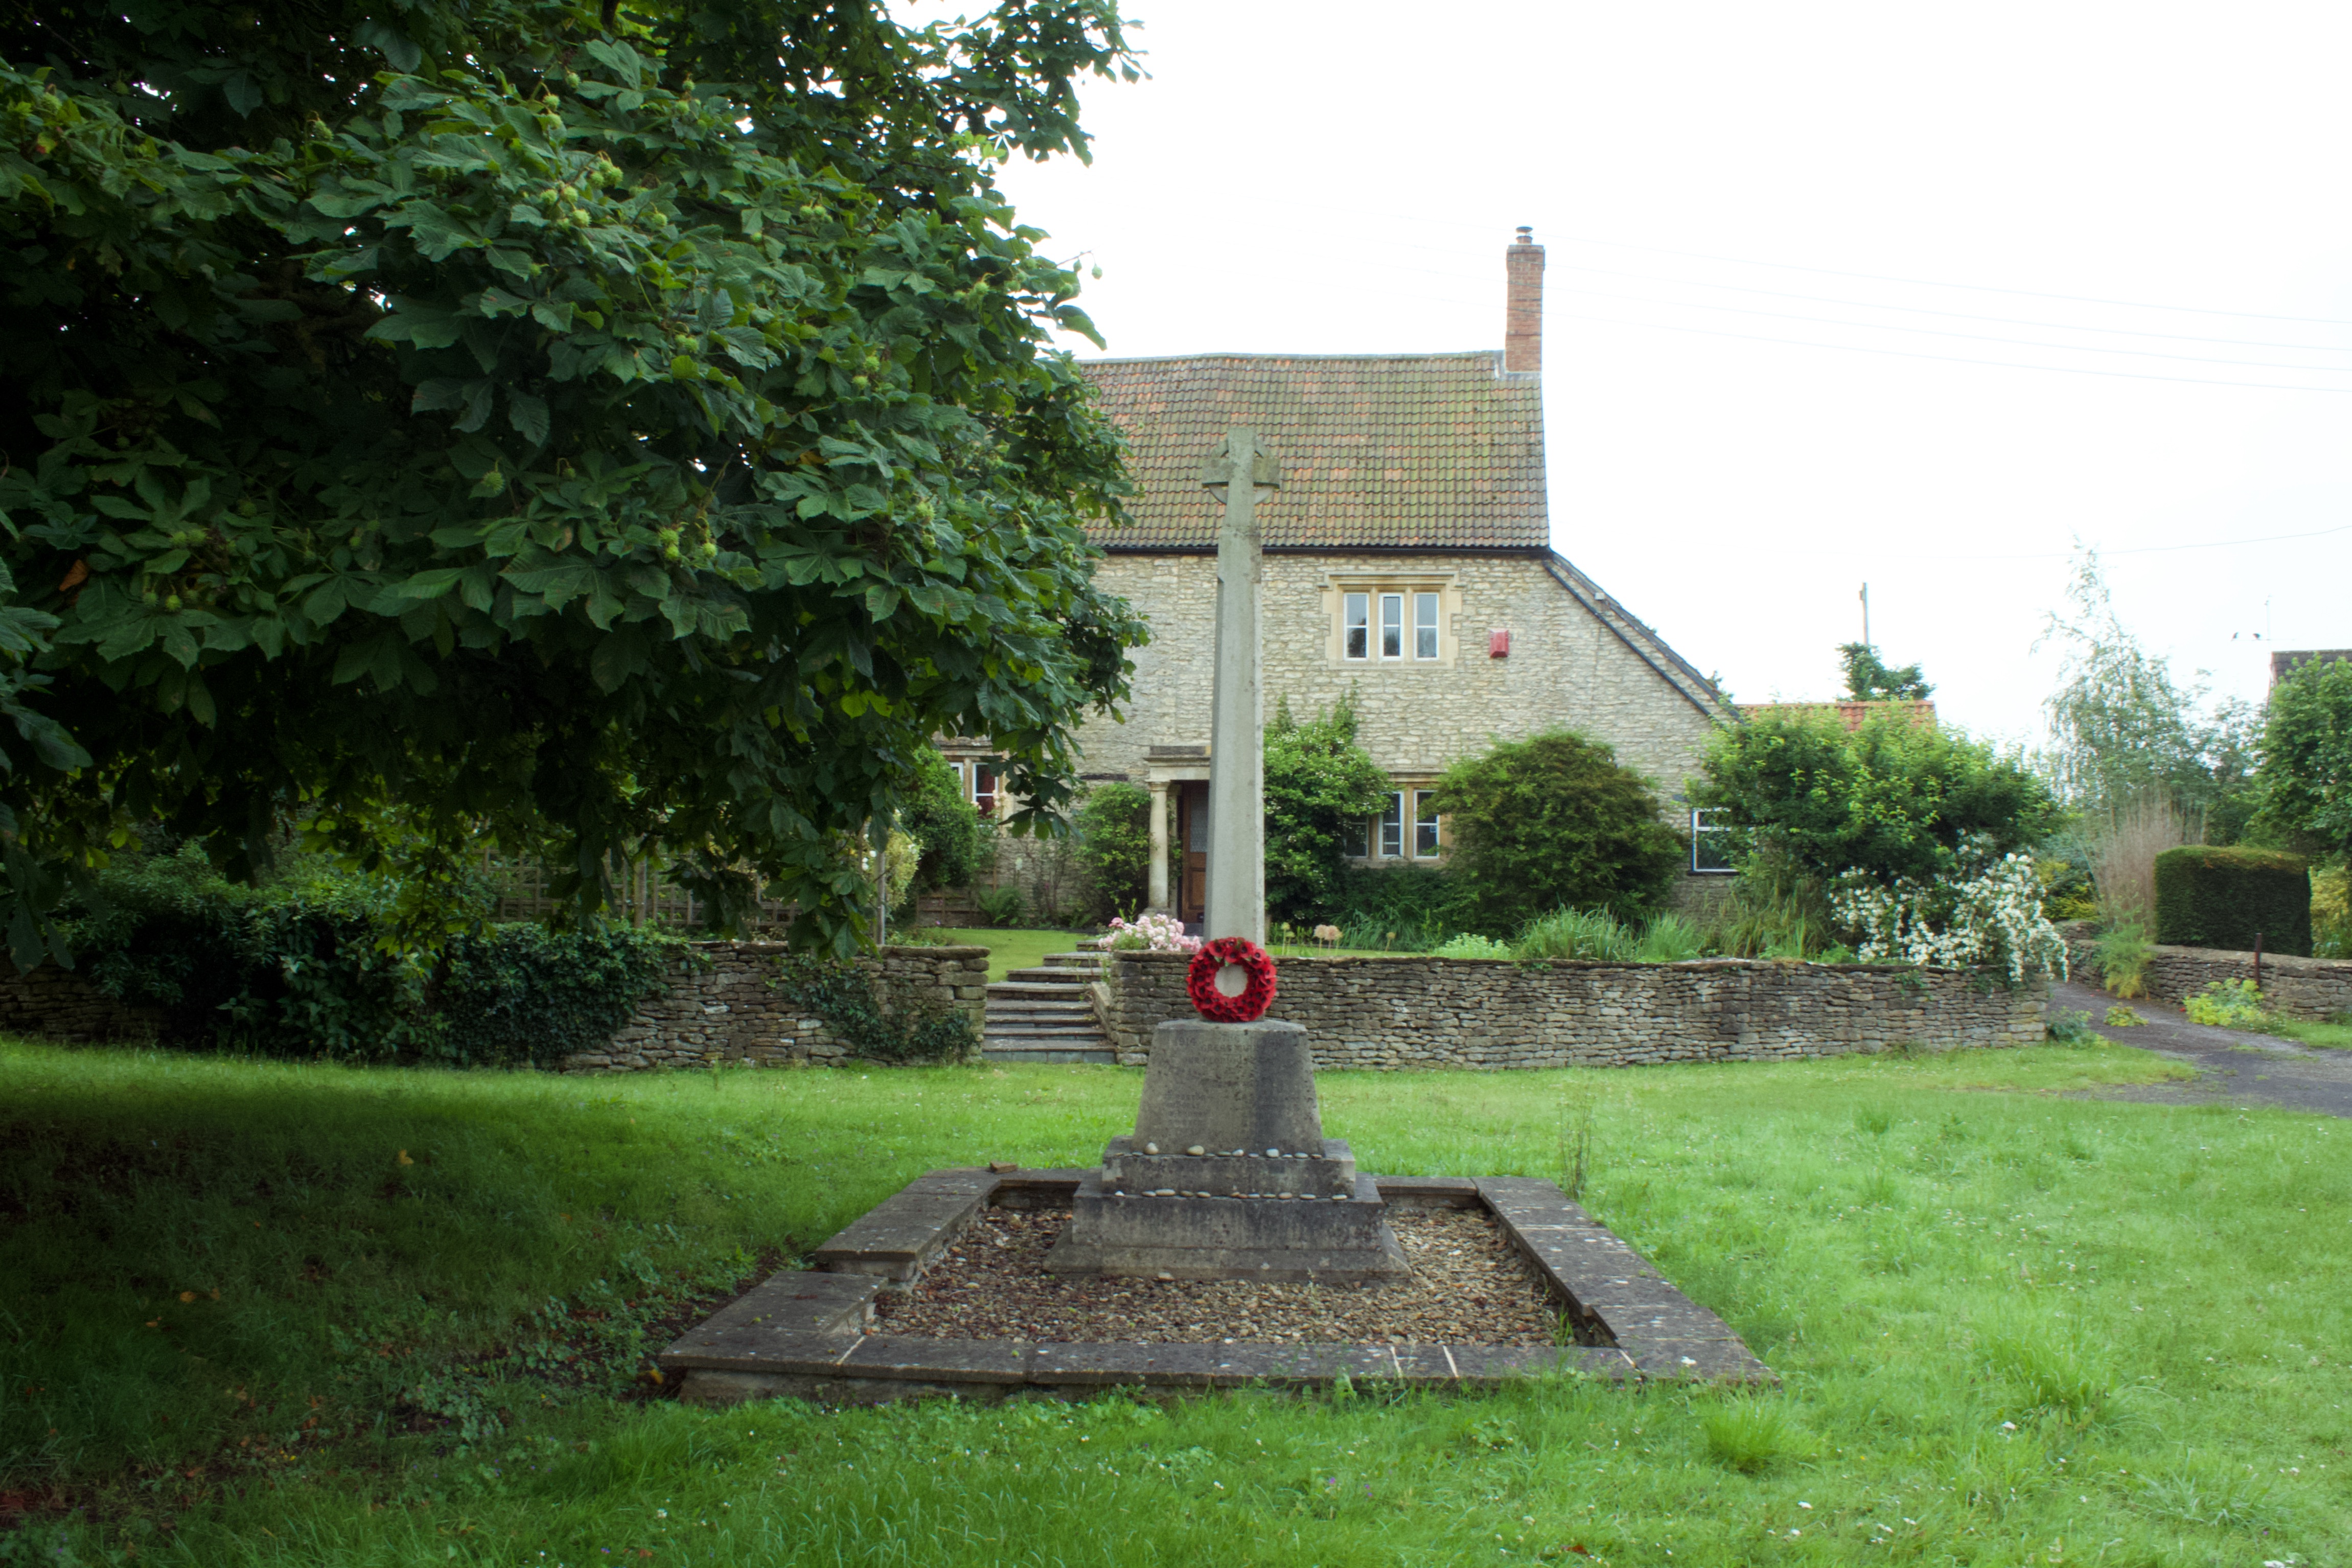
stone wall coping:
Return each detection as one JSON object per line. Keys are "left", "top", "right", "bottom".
{"left": 681, "top": 940, "right": 990, "bottom": 959}
{"left": 2117, "top": 940, "right": 2346, "bottom": 975}
{"left": 2058, "top": 921, "right": 2349, "bottom": 975}
{"left": 1114, "top": 948, "right": 1998, "bottom": 979}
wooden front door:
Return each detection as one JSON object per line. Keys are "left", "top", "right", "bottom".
{"left": 1178, "top": 782, "right": 1208, "bottom": 925}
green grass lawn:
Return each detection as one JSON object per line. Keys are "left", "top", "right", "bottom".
{"left": 917, "top": 928, "right": 1094, "bottom": 982}
{"left": 2272, "top": 1017, "right": 2352, "bottom": 1050}
{"left": 3, "top": 1034, "right": 2346, "bottom": 1566}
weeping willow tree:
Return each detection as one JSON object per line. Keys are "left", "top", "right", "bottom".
{"left": 2037, "top": 549, "right": 2258, "bottom": 827}
{"left": 2037, "top": 550, "right": 2265, "bottom": 920}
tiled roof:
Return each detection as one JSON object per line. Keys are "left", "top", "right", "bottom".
{"left": 1077, "top": 352, "right": 1545, "bottom": 551}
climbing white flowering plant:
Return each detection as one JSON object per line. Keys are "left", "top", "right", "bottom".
{"left": 1831, "top": 834, "right": 2070, "bottom": 985}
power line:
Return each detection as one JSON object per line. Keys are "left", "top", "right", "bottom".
{"left": 1372, "top": 255, "right": 2352, "bottom": 370}
{"left": 1292, "top": 200, "right": 2352, "bottom": 326}
{"left": 1540, "top": 261, "right": 2352, "bottom": 356}
{"left": 1544, "top": 309, "right": 2352, "bottom": 394}
{"left": 1539, "top": 230, "right": 2352, "bottom": 328}
{"left": 1950, "top": 522, "right": 2352, "bottom": 562}
{"left": 1540, "top": 284, "right": 2352, "bottom": 375}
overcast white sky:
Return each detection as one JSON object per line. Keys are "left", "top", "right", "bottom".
{"left": 986, "top": 0, "right": 2352, "bottom": 747}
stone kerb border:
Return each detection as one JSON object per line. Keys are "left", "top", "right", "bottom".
{"left": 1098, "top": 951, "right": 2047, "bottom": 1070}
{"left": 658, "top": 1168, "right": 1773, "bottom": 1404}
{"left": 2062, "top": 932, "right": 2352, "bottom": 1023}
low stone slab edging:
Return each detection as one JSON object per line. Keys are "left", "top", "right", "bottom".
{"left": 659, "top": 1168, "right": 1773, "bottom": 1402}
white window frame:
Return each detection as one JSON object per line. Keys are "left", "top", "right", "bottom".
{"left": 1413, "top": 790, "right": 1441, "bottom": 857}
{"left": 1343, "top": 592, "right": 1370, "bottom": 661}
{"left": 1413, "top": 593, "right": 1439, "bottom": 660}
{"left": 1376, "top": 792, "right": 1404, "bottom": 858}
{"left": 1379, "top": 593, "right": 1404, "bottom": 660}
{"left": 1690, "top": 808, "right": 1735, "bottom": 874}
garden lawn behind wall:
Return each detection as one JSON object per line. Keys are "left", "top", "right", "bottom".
{"left": 918, "top": 928, "right": 1094, "bottom": 983}
{"left": 10, "top": 1035, "right": 2348, "bottom": 1567}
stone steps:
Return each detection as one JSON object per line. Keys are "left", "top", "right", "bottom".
{"left": 983, "top": 951, "right": 1111, "bottom": 1063}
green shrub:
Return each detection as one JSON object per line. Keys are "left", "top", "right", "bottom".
{"left": 770, "top": 954, "right": 977, "bottom": 1063}
{"left": 55, "top": 847, "right": 674, "bottom": 1064}
{"left": 900, "top": 753, "right": 994, "bottom": 894}
{"left": 1319, "top": 863, "right": 1461, "bottom": 951}
{"left": 1635, "top": 913, "right": 1707, "bottom": 963}
{"left": 2038, "top": 856, "right": 2098, "bottom": 921}
{"left": 1513, "top": 907, "right": 1639, "bottom": 963}
{"left": 1073, "top": 783, "right": 1154, "bottom": 919}
{"left": 2092, "top": 920, "right": 2153, "bottom": 999}
{"left": 2314, "top": 864, "right": 2351, "bottom": 959}
{"left": 2153, "top": 845, "right": 2312, "bottom": 955}
{"left": 1691, "top": 710, "right": 2059, "bottom": 886}
{"left": 433, "top": 926, "right": 677, "bottom": 1067}
{"left": 1709, "top": 856, "right": 1835, "bottom": 959}
{"left": 61, "top": 848, "right": 439, "bottom": 1059}
{"left": 2184, "top": 978, "right": 2273, "bottom": 1032}
{"left": 2046, "top": 1008, "right": 2097, "bottom": 1044}
{"left": 1432, "top": 730, "right": 1681, "bottom": 936}
{"left": 975, "top": 885, "right": 1027, "bottom": 928}
{"left": 1264, "top": 694, "right": 1393, "bottom": 926}
{"left": 1432, "top": 933, "right": 1512, "bottom": 960}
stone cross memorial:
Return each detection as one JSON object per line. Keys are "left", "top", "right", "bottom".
{"left": 1047, "top": 430, "right": 1409, "bottom": 1282}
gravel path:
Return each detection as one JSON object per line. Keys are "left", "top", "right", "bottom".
{"left": 874, "top": 1205, "right": 1559, "bottom": 1346}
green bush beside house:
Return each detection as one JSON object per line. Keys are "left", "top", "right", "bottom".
{"left": 1429, "top": 729, "right": 1681, "bottom": 937}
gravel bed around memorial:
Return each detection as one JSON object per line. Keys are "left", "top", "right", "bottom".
{"left": 872, "top": 1204, "right": 1560, "bottom": 1346}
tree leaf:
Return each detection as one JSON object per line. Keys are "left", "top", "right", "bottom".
{"left": 355, "top": 19, "right": 424, "bottom": 73}
{"left": 506, "top": 390, "right": 550, "bottom": 447}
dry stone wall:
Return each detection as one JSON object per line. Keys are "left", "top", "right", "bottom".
{"left": 1100, "top": 951, "right": 2045, "bottom": 1070}
{"left": 563, "top": 943, "right": 989, "bottom": 1073}
{"left": 2063, "top": 933, "right": 2352, "bottom": 1023}
{"left": 0, "top": 964, "right": 164, "bottom": 1043}
{"left": 0, "top": 942, "right": 990, "bottom": 1069}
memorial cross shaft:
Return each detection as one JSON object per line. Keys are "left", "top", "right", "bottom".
{"left": 1039, "top": 431, "right": 1408, "bottom": 1283}
{"left": 1202, "top": 428, "right": 1279, "bottom": 948}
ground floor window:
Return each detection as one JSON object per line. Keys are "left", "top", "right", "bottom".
{"left": 1415, "top": 790, "right": 1441, "bottom": 856}
{"left": 951, "top": 759, "right": 1000, "bottom": 818}
{"left": 1370, "top": 789, "right": 1443, "bottom": 860}
{"left": 1690, "top": 807, "right": 1735, "bottom": 872}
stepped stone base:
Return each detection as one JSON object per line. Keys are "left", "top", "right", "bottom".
{"left": 1045, "top": 1170, "right": 1409, "bottom": 1282}
{"left": 1045, "top": 1017, "right": 1408, "bottom": 1283}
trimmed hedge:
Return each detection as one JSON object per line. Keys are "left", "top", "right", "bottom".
{"left": 2152, "top": 845, "right": 2313, "bottom": 956}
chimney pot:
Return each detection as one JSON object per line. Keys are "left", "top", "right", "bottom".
{"left": 1505, "top": 227, "right": 1543, "bottom": 374}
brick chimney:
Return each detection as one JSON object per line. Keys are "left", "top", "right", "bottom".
{"left": 1504, "top": 225, "right": 1543, "bottom": 374}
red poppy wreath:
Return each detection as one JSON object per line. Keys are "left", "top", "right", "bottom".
{"left": 1187, "top": 936, "right": 1279, "bottom": 1023}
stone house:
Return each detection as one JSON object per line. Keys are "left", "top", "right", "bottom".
{"left": 952, "top": 231, "right": 1735, "bottom": 923}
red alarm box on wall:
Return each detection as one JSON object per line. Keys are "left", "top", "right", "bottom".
{"left": 1489, "top": 630, "right": 1510, "bottom": 658}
